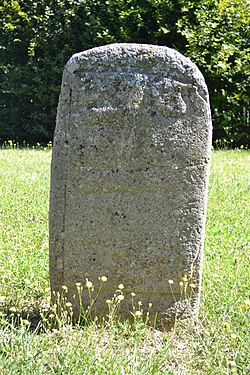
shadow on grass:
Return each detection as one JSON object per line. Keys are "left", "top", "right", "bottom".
{"left": 1, "top": 308, "right": 47, "bottom": 333}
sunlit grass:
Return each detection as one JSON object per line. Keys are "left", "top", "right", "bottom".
{"left": 0, "top": 149, "right": 51, "bottom": 310}
{"left": 0, "top": 148, "right": 249, "bottom": 374}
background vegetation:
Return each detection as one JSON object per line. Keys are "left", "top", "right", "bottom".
{"left": 0, "top": 148, "right": 249, "bottom": 373}
{"left": 0, "top": 0, "right": 249, "bottom": 146}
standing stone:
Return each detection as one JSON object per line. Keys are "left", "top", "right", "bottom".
{"left": 49, "top": 43, "right": 212, "bottom": 326}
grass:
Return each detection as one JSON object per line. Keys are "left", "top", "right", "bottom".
{"left": 0, "top": 148, "right": 249, "bottom": 374}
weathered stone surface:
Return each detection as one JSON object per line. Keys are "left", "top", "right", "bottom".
{"left": 49, "top": 43, "right": 212, "bottom": 326}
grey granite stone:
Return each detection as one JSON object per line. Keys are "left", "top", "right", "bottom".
{"left": 49, "top": 43, "right": 212, "bottom": 327}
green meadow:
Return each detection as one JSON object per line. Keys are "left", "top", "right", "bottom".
{"left": 0, "top": 148, "right": 249, "bottom": 374}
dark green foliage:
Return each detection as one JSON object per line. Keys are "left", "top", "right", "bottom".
{"left": 177, "top": 0, "right": 250, "bottom": 147}
{"left": 0, "top": 0, "right": 249, "bottom": 146}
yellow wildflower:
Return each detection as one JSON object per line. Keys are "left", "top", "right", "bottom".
{"left": 240, "top": 299, "right": 250, "bottom": 310}
{"left": 22, "top": 319, "right": 30, "bottom": 326}
{"left": 100, "top": 276, "right": 108, "bottom": 282}
{"left": 135, "top": 311, "right": 143, "bottom": 317}
{"left": 227, "top": 360, "right": 236, "bottom": 368}
{"left": 85, "top": 279, "right": 93, "bottom": 289}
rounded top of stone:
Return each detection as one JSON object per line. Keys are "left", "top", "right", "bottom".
{"left": 65, "top": 43, "right": 207, "bottom": 94}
